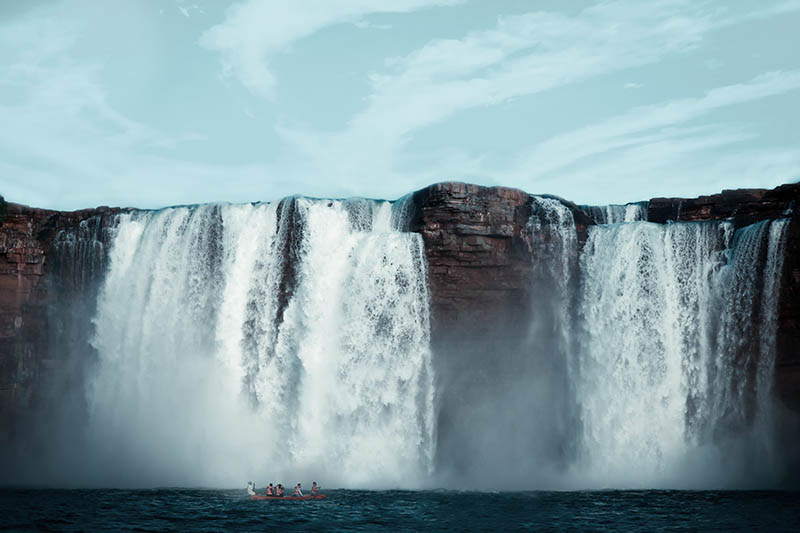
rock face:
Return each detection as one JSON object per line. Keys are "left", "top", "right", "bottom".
{"left": 0, "top": 201, "right": 121, "bottom": 431}
{"left": 407, "top": 183, "right": 592, "bottom": 338}
{"left": 407, "top": 183, "right": 535, "bottom": 341}
{"left": 648, "top": 183, "right": 798, "bottom": 227}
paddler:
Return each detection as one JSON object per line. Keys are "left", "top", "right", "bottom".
{"left": 294, "top": 483, "right": 304, "bottom": 496}
{"left": 266, "top": 483, "right": 274, "bottom": 496}
{"left": 276, "top": 484, "right": 284, "bottom": 497}
{"left": 246, "top": 481, "right": 256, "bottom": 496}
{"left": 311, "top": 482, "right": 320, "bottom": 495}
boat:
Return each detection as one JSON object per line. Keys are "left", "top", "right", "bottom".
{"left": 250, "top": 494, "right": 327, "bottom": 501}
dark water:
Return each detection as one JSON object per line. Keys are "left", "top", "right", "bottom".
{"left": 1, "top": 489, "right": 799, "bottom": 531}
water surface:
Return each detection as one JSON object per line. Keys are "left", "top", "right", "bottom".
{"left": 2, "top": 489, "right": 799, "bottom": 531}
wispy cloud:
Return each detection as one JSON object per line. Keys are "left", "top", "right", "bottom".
{"left": 199, "top": 0, "right": 462, "bottom": 97}
{"left": 276, "top": 0, "right": 720, "bottom": 186}
{"left": 177, "top": 2, "right": 205, "bottom": 19}
{"left": 510, "top": 70, "right": 800, "bottom": 182}
{"left": 0, "top": 5, "right": 277, "bottom": 209}
{"left": 2, "top": 0, "right": 798, "bottom": 209}
{"left": 275, "top": 0, "right": 800, "bottom": 198}
{"left": 534, "top": 137, "right": 800, "bottom": 204}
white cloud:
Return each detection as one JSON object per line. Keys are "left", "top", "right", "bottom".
{"left": 177, "top": 4, "right": 205, "bottom": 19}
{"left": 275, "top": 0, "right": 800, "bottom": 199}
{"left": 277, "top": 0, "right": 717, "bottom": 186}
{"left": 534, "top": 138, "right": 800, "bottom": 204}
{"left": 199, "top": 0, "right": 461, "bottom": 97}
{"left": 2, "top": 0, "right": 798, "bottom": 209}
{"left": 510, "top": 70, "right": 800, "bottom": 182}
{"left": 0, "top": 5, "right": 287, "bottom": 210}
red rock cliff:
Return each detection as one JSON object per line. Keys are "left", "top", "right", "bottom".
{"left": 0, "top": 200, "right": 121, "bottom": 428}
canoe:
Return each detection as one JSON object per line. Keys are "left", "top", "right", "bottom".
{"left": 250, "top": 494, "right": 326, "bottom": 501}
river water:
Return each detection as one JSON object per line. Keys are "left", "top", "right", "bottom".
{"left": 2, "top": 488, "right": 799, "bottom": 531}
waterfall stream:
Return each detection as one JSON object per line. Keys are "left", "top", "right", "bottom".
{"left": 86, "top": 199, "right": 434, "bottom": 487}
{"left": 22, "top": 193, "right": 793, "bottom": 490}
{"left": 577, "top": 218, "right": 790, "bottom": 486}
{"left": 580, "top": 201, "right": 649, "bottom": 224}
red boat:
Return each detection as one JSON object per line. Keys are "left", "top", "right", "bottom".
{"left": 250, "top": 494, "right": 326, "bottom": 501}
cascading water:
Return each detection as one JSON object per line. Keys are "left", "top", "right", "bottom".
{"left": 581, "top": 202, "right": 648, "bottom": 224}
{"left": 576, "top": 218, "right": 791, "bottom": 486}
{"left": 704, "top": 219, "right": 791, "bottom": 476}
{"left": 85, "top": 199, "right": 434, "bottom": 488}
{"left": 510, "top": 197, "right": 580, "bottom": 474}
{"left": 527, "top": 197, "right": 578, "bottom": 386}
{"left": 7, "top": 187, "right": 793, "bottom": 491}
{"left": 11, "top": 215, "right": 120, "bottom": 481}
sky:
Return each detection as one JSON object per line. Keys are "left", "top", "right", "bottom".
{"left": 0, "top": 0, "right": 799, "bottom": 210}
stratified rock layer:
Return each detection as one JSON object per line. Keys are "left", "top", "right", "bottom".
{"left": 1, "top": 182, "right": 798, "bottom": 426}
{"left": 648, "top": 184, "right": 798, "bottom": 227}
{"left": 408, "top": 183, "right": 535, "bottom": 340}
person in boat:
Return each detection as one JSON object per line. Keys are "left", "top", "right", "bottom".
{"left": 276, "top": 484, "right": 284, "bottom": 497}
{"left": 311, "top": 482, "right": 320, "bottom": 495}
{"left": 266, "top": 483, "right": 274, "bottom": 496}
{"left": 246, "top": 481, "right": 256, "bottom": 496}
{"left": 294, "top": 483, "right": 304, "bottom": 497}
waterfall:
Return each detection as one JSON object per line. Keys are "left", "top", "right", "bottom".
{"left": 581, "top": 201, "right": 648, "bottom": 224}
{"left": 85, "top": 199, "right": 434, "bottom": 488}
{"left": 705, "top": 219, "right": 791, "bottom": 471}
{"left": 527, "top": 196, "right": 578, "bottom": 378}
{"left": 49, "top": 215, "right": 117, "bottom": 376}
{"left": 757, "top": 220, "right": 791, "bottom": 424}
{"left": 576, "top": 218, "right": 791, "bottom": 486}
{"left": 0, "top": 215, "right": 119, "bottom": 481}
{"left": 523, "top": 197, "right": 579, "bottom": 469}
{"left": 10, "top": 187, "right": 792, "bottom": 490}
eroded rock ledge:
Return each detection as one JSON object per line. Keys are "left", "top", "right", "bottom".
{"left": 1, "top": 182, "right": 798, "bottom": 425}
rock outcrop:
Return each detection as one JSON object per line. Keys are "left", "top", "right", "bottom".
{"left": 407, "top": 183, "right": 535, "bottom": 340}
{"left": 0, "top": 202, "right": 121, "bottom": 429}
{"left": 407, "top": 183, "right": 592, "bottom": 339}
{"left": 648, "top": 183, "right": 798, "bottom": 227}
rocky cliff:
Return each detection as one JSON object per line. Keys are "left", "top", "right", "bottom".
{"left": 1, "top": 182, "right": 799, "bottom": 429}
{"left": 0, "top": 200, "right": 121, "bottom": 430}
{"left": 407, "top": 183, "right": 593, "bottom": 339}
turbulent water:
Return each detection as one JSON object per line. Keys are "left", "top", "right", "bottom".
{"left": 85, "top": 199, "right": 434, "bottom": 488}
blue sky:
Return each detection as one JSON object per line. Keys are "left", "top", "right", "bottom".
{"left": 1, "top": 0, "right": 799, "bottom": 210}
